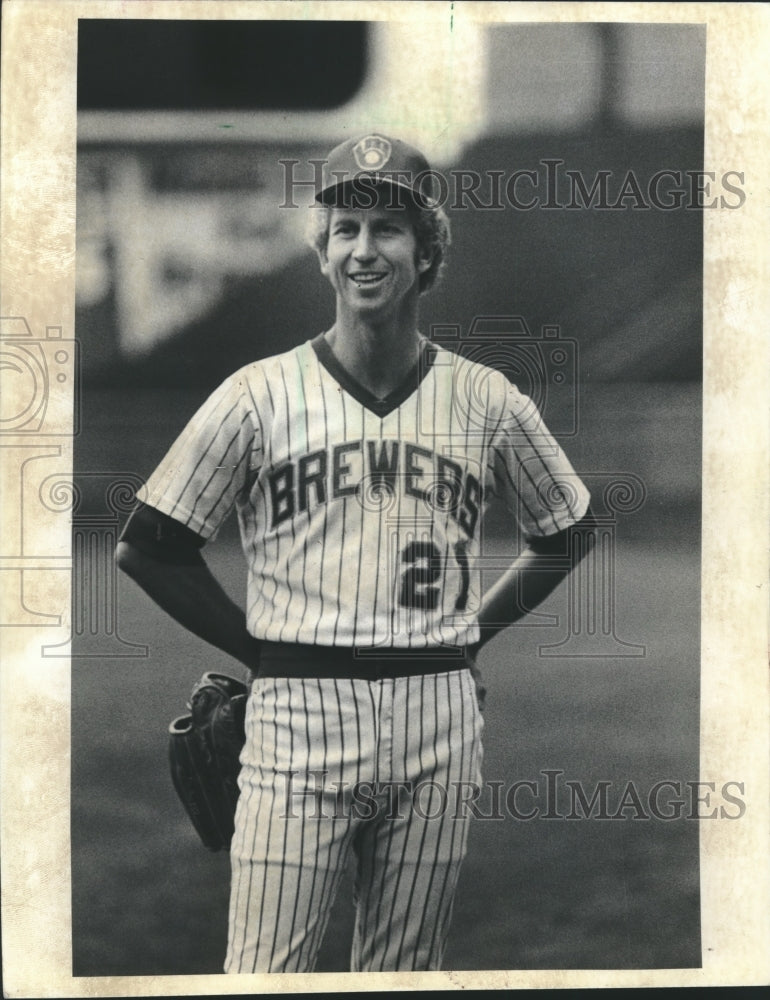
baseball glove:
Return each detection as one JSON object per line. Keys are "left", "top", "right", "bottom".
{"left": 168, "top": 671, "right": 249, "bottom": 852}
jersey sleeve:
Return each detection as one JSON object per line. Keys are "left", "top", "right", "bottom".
{"left": 487, "top": 382, "right": 590, "bottom": 537}
{"left": 137, "top": 371, "right": 261, "bottom": 540}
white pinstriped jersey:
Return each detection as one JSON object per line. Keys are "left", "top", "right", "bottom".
{"left": 139, "top": 335, "right": 590, "bottom": 648}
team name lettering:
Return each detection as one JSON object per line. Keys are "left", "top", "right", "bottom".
{"left": 269, "top": 438, "right": 480, "bottom": 537}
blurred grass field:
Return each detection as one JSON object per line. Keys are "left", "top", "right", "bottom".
{"left": 71, "top": 381, "right": 701, "bottom": 975}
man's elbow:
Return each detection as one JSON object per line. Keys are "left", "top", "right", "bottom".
{"left": 115, "top": 540, "right": 143, "bottom": 579}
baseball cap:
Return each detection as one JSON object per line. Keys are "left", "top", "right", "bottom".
{"left": 315, "top": 133, "right": 437, "bottom": 209}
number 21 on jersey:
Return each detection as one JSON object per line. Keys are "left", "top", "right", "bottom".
{"left": 397, "top": 535, "right": 471, "bottom": 613}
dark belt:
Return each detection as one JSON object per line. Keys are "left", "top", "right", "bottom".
{"left": 256, "top": 640, "right": 470, "bottom": 681}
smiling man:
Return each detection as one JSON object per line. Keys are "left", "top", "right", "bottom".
{"left": 116, "top": 133, "right": 593, "bottom": 973}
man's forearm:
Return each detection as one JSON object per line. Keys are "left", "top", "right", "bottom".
{"left": 474, "top": 547, "right": 579, "bottom": 651}
{"left": 474, "top": 508, "right": 597, "bottom": 652}
{"left": 115, "top": 541, "right": 262, "bottom": 671}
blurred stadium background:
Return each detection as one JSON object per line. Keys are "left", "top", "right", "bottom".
{"left": 72, "top": 18, "right": 704, "bottom": 974}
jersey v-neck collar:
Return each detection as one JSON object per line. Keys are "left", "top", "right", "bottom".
{"left": 310, "top": 333, "right": 437, "bottom": 418}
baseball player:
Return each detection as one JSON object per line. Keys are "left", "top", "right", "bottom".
{"left": 116, "top": 133, "right": 593, "bottom": 973}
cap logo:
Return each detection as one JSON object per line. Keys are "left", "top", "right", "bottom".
{"left": 352, "top": 135, "right": 392, "bottom": 171}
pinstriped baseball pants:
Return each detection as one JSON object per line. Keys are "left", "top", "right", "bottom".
{"left": 224, "top": 668, "right": 484, "bottom": 973}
